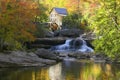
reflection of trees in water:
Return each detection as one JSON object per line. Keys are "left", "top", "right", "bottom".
{"left": 62, "top": 61, "right": 85, "bottom": 80}
{"left": 0, "top": 68, "right": 51, "bottom": 80}
{"left": 34, "top": 68, "right": 50, "bottom": 80}
{"left": 1, "top": 62, "right": 120, "bottom": 80}
{"left": 107, "top": 64, "right": 120, "bottom": 80}
{"left": 80, "top": 63, "right": 102, "bottom": 80}
{"left": 61, "top": 61, "right": 120, "bottom": 80}
{"left": 0, "top": 68, "right": 35, "bottom": 80}
{"left": 100, "top": 64, "right": 113, "bottom": 80}
{"left": 79, "top": 63, "right": 119, "bottom": 80}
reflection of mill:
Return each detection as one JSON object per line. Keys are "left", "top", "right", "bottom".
{"left": 49, "top": 63, "right": 64, "bottom": 80}
{"left": 31, "top": 63, "right": 64, "bottom": 80}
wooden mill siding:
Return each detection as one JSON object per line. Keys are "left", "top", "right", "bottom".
{"left": 49, "top": 8, "right": 68, "bottom": 29}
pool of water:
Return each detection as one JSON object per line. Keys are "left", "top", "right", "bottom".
{"left": 0, "top": 59, "right": 120, "bottom": 80}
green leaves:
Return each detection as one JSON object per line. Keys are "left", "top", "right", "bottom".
{"left": 88, "top": 0, "right": 120, "bottom": 60}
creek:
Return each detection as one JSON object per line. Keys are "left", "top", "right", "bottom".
{"left": 0, "top": 60, "right": 120, "bottom": 80}
{"left": 0, "top": 38, "right": 120, "bottom": 80}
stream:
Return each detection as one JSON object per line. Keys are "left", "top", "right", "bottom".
{"left": 0, "top": 38, "right": 120, "bottom": 80}
{"left": 0, "top": 59, "right": 120, "bottom": 80}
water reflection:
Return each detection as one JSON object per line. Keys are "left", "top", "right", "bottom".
{"left": 0, "top": 60, "right": 120, "bottom": 80}
{"left": 49, "top": 63, "right": 64, "bottom": 80}
{"left": 62, "top": 61, "right": 116, "bottom": 80}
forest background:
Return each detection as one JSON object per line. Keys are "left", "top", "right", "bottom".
{"left": 0, "top": 0, "right": 120, "bottom": 61}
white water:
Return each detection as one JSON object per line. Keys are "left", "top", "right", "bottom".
{"left": 51, "top": 38, "right": 94, "bottom": 53}
{"left": 78, "top": 39, "right": 94, "bottom": 52}
{"left": 55, "top": 39, "right": 72, "bottom": 50}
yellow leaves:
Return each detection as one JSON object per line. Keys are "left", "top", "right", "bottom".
{"left": 30, "top": 2, "right": 38, "bottom": 9}
{"left": 116, "top": 0, "right": 120, "bottom": 4}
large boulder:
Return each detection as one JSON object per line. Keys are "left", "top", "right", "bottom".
{"left": 69, "top": 38, "right": 83, "bottom": 49}
{"left": 0, "top": 51, "right": 57, "bottom": 67}
{"left": 28, "top": 37, "right": 68, "bottom": 49}
{"left": 35, "top": 49, "right": 62, "bottom": 61}
{"left": 54, "top": 29, "right": 84, "bottom": 37}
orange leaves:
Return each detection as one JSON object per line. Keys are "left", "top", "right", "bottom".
{"left": 0, "top": 0, "right": 39, "bottom": 49}
{"left": 30, "top": 2, "right": 38, "bottom": 9}
{"left": 1, "top": 0, "right": 7, "bottom": 12}
{"left": 19, "top": 1, "right": 38, "bottom": 9}
{"left": 77, "top": 0, "right": 99, "bottom": 17}
{"left": 65, "top": 0, "right": 79, "bottom": 13}
{"left": 18, "top": 29, "right": 35, "bottom": 41}
{"left": 16, "top": 1, "right": 38, "bottom": 41}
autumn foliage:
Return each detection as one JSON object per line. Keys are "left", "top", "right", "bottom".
{"left": 0, "top": 0, "right": 39, "bottom": 50}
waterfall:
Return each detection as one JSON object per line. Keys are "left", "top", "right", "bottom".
{"left": 51, "top": 38, "right": 94, "bottom": 53}
{"left": 55, "top": 39, "right": 72, "bottom": 50}
{"left": 78, "top": 39, "right": 94, "bottom": 52}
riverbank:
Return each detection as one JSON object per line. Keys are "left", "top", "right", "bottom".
{"left": 0, "top": 49, "right": 62, "bottom": 68}
{"left": 0, "top": 49, "right": 113, "bottom": 67}
{"left": 0, "top": 29, "right": 112, "bottom": 67}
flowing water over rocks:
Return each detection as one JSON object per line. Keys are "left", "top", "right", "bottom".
{"left": 49, "top": 36, "right": 110, "bottom": 63}
{"left": 51, "top": 38, "right": 94, "bottom": 53}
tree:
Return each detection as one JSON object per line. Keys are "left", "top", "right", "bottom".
{"left": 65, "top": 0, "right": 80, "bottom": 13}
{"left": 0, "top": 0, "right": 39, "bottom": 51}
{"left": 39, "top": 0, "right": 67, "bottom": 15}
{"left": 63, "top": 13, "right": 83, "bottom": 29}
{"left": 88, "top": 0, "right": 120, "bottom": 60}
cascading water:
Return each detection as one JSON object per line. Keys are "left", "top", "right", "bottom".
{"left": 51, "top": 38, "right": 94, "bottom": 53}
{"left": 54, "top": 39, "right": 72, "bottom": 50}
{"left": 78, "top": 39, "right": 94, "bottom": 52}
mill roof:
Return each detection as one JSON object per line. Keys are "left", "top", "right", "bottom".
{"left": 51, "top": 7, "right": 68, "bottom": 16}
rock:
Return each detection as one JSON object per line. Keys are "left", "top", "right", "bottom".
{"left": 87, "top": 53, "right": 113, "bottom": 63}
{"left": 28, "top": 37, "right": 68, "bottom": 49}
{"left": 68, "top": 51, "right": 91, "bottom": 59}
{"left": 69, "top": 39, "right": 83, "bottom": 49}
{"left": 35, "top": 37, "right": 67, "bottom": 45}
{"left": 81, "top": 32, "right": 96, "bottom": 40}
{"left": 0, "top": 51, "right": 57, "bottom": 67}
{"left": 58, "top": 52, "right": 68, "bottom": 57}
{"left": 35, "top": 48, "right": 62, "bottom": 61}
{"left": 85, "top": 40, "right": 94, "bottom": 49}
{"left": 54, "top": 29, "right": 84, "bottom": 37}
{"left": 45, "top": 31, "right": 54, "bottom": 37}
